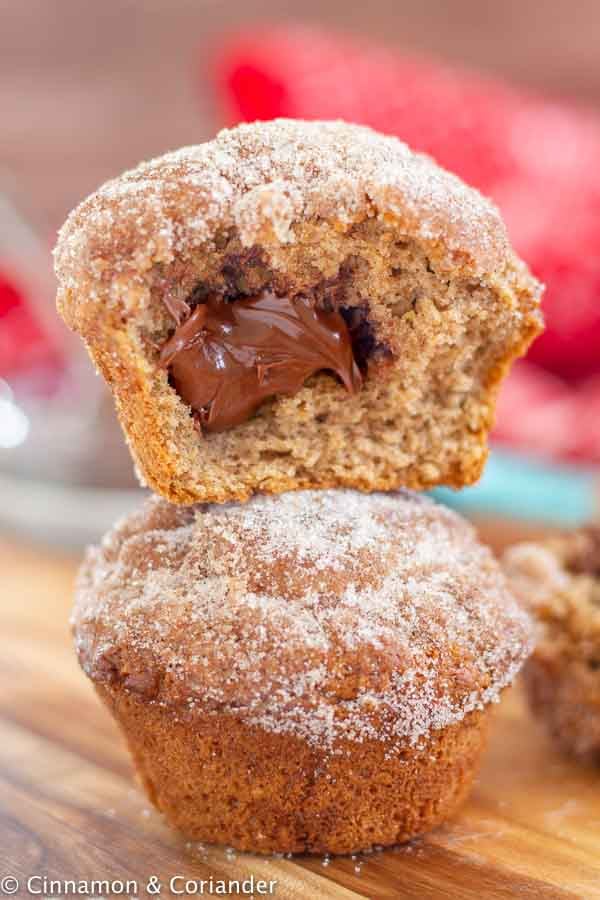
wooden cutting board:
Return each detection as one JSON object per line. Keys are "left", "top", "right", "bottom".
{"left": 1, "top": 535, "right": 600, "bottom": 900}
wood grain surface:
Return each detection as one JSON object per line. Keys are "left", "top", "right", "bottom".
{"left": 1, "top": 536, "right": 600, "bottom": 899}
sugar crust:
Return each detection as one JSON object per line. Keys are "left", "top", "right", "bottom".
{"left": 74, "top": 490, "right": 533, "bottom": 749}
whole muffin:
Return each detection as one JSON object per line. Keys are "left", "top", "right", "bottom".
{"left": 55, "top": 119, "right": 542, "bottom": 505}
{"left": 74, "top": 490, "right": 532, "bottom": 854}
{"left": 504, "top": 527, "right": 600, "bottom": 762}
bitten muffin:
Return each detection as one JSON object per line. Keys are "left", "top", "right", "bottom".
{"left": 54, "top": 119, "right": 542, "bottom": 504}
{"left": 73, "top": 489, "right": 532, "bottom": 854}
{"left": 504, "top": 527, "right": 600, "bottom": 763}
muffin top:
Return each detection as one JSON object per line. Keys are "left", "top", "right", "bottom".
{"left": 74, "top": 490, "right": 532, "bottom": 748}
{"left": 504, "top": 527, "right": 600, "bottom": 656}
{"left": 54, "top": 118, "right": 538, "bottom": 317}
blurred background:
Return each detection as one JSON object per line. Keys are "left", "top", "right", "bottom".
{"left": 2, "top": 0, "right": 600, "bottom": 546}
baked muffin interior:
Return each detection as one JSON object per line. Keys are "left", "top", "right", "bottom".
{"left": 154, "top": 235, "right": 513, "bottom": 427}
{"left": 109, "top": 218, "right": 538, "bottom": 501}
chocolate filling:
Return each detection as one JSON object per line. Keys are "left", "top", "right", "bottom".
{"left": 339, "top": 304, "right": 388, "bottom": 371}
{"left": 160, "top": 290, "right": 364, "bottom": 433}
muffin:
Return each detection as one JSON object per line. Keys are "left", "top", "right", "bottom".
{"left": 54, "top": 119, "right": 542, "bottom": 504}
{"left": 73, "top": 489, "right": 532, "bottom": 854}
{"left": 504, "top": 527, "right": 600, "bottom": 762}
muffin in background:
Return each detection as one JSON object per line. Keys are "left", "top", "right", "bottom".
{"left": 504, "top": 527, "right": 600, "bottom": 763}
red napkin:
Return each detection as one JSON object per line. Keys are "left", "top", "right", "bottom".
{"left": 0, "top": 269, "right": 60, "bottom": 377}
{"left": 493, "top": 361, "right": 600, "bottom": 463}
{"left": 215, "top": 26, "right": 600, "bottom": 381}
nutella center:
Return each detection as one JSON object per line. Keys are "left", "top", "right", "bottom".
{"left": 160, "top": 290, "right": 363, "bottom": 433}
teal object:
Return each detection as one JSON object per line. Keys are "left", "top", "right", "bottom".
{"left": 432, "top": 448, "right": 597, "bottom": 526}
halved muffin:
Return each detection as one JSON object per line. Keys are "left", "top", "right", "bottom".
{"left": 55, "top": 119, "right": 542, "bottom": 504}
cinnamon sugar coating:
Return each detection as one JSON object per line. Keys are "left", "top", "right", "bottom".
{"left": 74, "top": 490, "right": 532, "bottom": 747}
{"left": 504, "top": 528, "right": 600, "bottom": 762}
{"left": 57, "top": 119, "right": 522, "bottom": 289}
{"left": 54, "top": 120, "right": 543, "bottom": 504}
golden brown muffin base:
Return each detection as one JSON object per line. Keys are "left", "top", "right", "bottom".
{"left": 68, "top": 219, "right": 540, "bottom": 505}
{"left": 98, "top": 685, "right": 491, "bottom": 855}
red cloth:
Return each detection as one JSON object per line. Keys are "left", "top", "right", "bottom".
{"left": 0, "top": 270, "right": 59, "bottom": 376}
{"left": 493, "top": 361, "right": 600, "bottom": 463}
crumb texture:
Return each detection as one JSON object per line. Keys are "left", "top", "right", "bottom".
{"left": 54, "top": 119, "right": 542, "bottom": 504}
{"left": 504, "top": 527, "right": 600, "bottom": 761}
{"left": 75, "top": 490, "right": 532, "bottom": 748}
